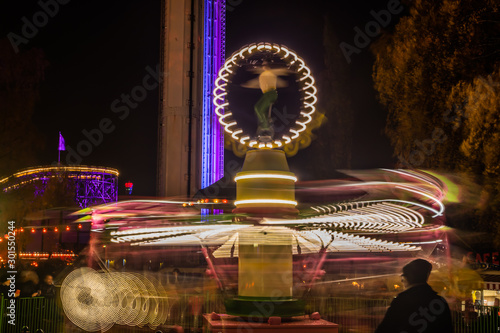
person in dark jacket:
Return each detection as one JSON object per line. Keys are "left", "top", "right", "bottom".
{"left": 375, "top": 259, "right": 453, "bottom": 333}
{"left": 18, "top": 271, "right": 39, "bottom": 298}
{"left": 38, "top": 274, "right": 55, "bottom": 298}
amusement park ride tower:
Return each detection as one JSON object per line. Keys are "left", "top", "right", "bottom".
{"left": 203, "top": 42, "right": 341, "bottom": 332}
{"left": 157, "top": 0, "right": 225, "bottom": 197}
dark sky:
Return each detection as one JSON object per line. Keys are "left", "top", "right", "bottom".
{"left": 1, "top": 0, "right": 402, "bottom": 196}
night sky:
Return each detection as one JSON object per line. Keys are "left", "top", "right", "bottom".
{"left": 1, "top": 0, "right": 400, "bottom": 196}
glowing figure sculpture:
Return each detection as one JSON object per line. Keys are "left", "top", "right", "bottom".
{"left": 241, "top": 64, "right": 291, "bottom": 140}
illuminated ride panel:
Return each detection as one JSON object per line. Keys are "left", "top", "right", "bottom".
{"left": 77, "top": 167, "right": 446, "bottom": 282}
{"left": 60, "top": 167, "right": 448, "bottom": 332}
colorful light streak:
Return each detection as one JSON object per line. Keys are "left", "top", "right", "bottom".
{"left": 234, "top": 173, "right": 298, "bottom": 182}
{"left": 107, "top": 223, "right": 418, "bottom": 255}
{"left": 234, "top": 199, "right": 298, "bottom": 206}
{"left": 263, "top": 201, "right": 425, "bottom": 232}
{"left": 305, "top": 169, "right": 447, "bottom": 219}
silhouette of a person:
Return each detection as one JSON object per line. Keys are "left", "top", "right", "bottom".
{"left": 375, "top": 259, "right": 453, "bottom": 333}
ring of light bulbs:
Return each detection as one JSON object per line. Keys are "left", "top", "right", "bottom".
{"left": 213, "top": 42, "right": 317, "bottom": 149}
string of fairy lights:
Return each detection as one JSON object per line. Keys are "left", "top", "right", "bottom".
{"left": 0, "top": 223, "right": 89, "bottom": 254}
{"left": 1, "top": 223, "right": 87, "bottom": 237}
{"left": 0, "top": 165, "right": 119, "bottom": 192}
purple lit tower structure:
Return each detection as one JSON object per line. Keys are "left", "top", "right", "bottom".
{"left": 0, "top": 166, "right": 119, "bottom": 208}
{"left": 157, "top": 0, "right": 225, "bottom": 197}
{"left": 201, "top": 0, "right": 225, "bottom": 189}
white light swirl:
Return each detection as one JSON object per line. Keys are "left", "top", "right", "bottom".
{"left": 61, "top": 268, "right": 169, "bottom": 331}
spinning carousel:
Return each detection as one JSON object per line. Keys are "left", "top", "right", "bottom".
{"left": 60, "top": 43, "right": 449, "bottom": 333}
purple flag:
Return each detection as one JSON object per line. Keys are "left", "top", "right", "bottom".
{"left": 58, "top": 132, "right": 65, "bottom": 151}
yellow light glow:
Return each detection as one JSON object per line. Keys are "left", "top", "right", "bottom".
{"left": 1, "top": 165, "right": 119, "bottom": 192}
{"left": 234, "top": 173, "right": 297, "bottom": 182}
{"left": 234, "top": 199, "right": 298, "bottom": 206}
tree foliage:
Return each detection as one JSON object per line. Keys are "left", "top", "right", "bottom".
{"left": 371, "top": 0, "right": 500, "bottom": 238}
{"left": 372, "top": 0, "right": 499, "bottom": 169}
{"left": 451, "top": 69, "right": 500, "bottom": 232}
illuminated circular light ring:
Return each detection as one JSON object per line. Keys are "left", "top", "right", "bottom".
{"left": 213, "top": 42, "right": 317, "bottom": 148}
{"left": 234, "top": 199, "right": 298, "bottom": 206}
{"left": 60, "top": 268, "right": 116, "bottom": 332}
{"left": 61, "top": 268, "right": 168, "bottom": 331}
{"left": 234, "top": 173, "right": 298, "bottom": 182}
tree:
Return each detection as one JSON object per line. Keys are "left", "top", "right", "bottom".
{"left": 371, "top": 0, "right": 500, "bottom": 241}
{"left": 372, "top": 0, "right": 499, "bottom": 169}
{"left": 450, "top": 69, "right": 500, "bottom": 235}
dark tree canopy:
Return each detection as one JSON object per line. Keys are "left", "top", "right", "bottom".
{"left": 372, "top": 0, "right": 499, "bottom": 168}
{"left": 372, "top": 0, "right": 500, "bottom": 240}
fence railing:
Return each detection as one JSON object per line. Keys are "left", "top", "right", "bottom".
{"left": 307, "top": 296, "right": 390, "bottom": 332}
{"left": 452, "top": 305, "right": 500, "bottom": 333}
{"left": 1, "top": 294, "right": 499, "bottom": 333}
{"left": 0, "top": 296, "right": 64, "bottom": 333}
